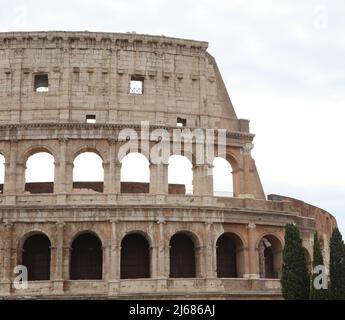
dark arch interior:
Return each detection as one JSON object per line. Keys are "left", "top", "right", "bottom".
{"left": 259, "top": 236, "right": 282, "bottom": 279}
{"left": 22, "top": 234, "right": 51, "bottom": 281}
{"left": 120, "top": 233, "right": 150, "bottom": 279}
{"left": 169, "top": 233, "right": 196, "bottom": 278}
{"left": 70, "top": 233, "right": 103, "bottom": 280}
{"left": 264, "top": 247, "right": 275, "bottom": 278}
{"left": 216, "top": 234, "right": 238, "bottom": 278}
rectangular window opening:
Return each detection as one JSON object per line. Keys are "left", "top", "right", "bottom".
{"left": 86, "top": 115, "right": 96, "bottom": 124}
{"left": 177, "top": 117, "right": 187, "bottom": 127}
{"left": 34, "top": 74, "right": 49, "bottom": 92}
{"left": 130, "top": 76, "right": 144, "bottom": 95}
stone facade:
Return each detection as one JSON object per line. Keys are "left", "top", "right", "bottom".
{"left": 0, "top": 31, "right": 337, "bottom": 299}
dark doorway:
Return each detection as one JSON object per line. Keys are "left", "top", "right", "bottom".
{"left": 169, "top": 233, "right": 196, "bottom": 278}
{"left": 264, "top": 247, "right": 276, "bottom": 278}
{"left": 216, "top": 234, "right": 237, "bottom": 277}
{"left": 22, "top": 234, "right": 51, "bottom": 281}
{"left": 121, "top": 234, "right": 150, "bottom": 279}
{"left": 70, "top": 233, "right": 103, "bottom": 280}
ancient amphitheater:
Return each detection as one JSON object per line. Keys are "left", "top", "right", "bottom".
{"left": 0, "top": 31, "right": 337, "bottom": 299}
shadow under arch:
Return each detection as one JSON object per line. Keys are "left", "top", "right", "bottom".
{"left": 70, "top": 231, "right": 103, "bottom": 280}
{"left": 120, "top": 232, "right": 151, "bottom": 279}
{"left": 257, "top": 234, "right": 283, "bottom": 279}
{"left": 169, "top": 230, "right": 201, "bottom": 278}
{"left": 19, "top": 231, "right": 52, "bottom": 281}
{"left": 216, "top": 232, "right": 245, "bottom": 278}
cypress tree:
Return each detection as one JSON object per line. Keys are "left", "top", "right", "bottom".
{"left": 310, "top": 232, "right": 328, "bottom": 299}
{"left": 329, "top": 228, "right": 345, "bottom": 299}
{"left": 281, "top": 223, "right": 310, "bottom": 299}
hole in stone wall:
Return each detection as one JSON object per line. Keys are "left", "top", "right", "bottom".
{"left": 129, "top": 76, "right": 144, "bottom": 95}
{"left": 120, "top": 153, "right": 150, "bottom": 193}
{"left": 0, "top": 154, "right": 5, "bottom": 194}
{"left": 73, "top": 152, "right": 104, "bottom": 193}
{"left": 25, "top": 152, "right": 55, "bottom": 194}
{"left": 34, "top": 74, "right": 49, "bottom": 92}
{"left": 213, "top": 157, "right": 233, "bottom": 197}
{"left": 177, "top": 117, "right": 187, "bottom": 127}
{"left": 168, "top": 155, "right": 193, "bottom": 195}
{"left": 86, "top": 115, "right": 96, "bottom": 124}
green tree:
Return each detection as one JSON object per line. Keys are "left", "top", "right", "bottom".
{"left": 281, "top": 223, "right": 310, "bottom": 299}
{"left": 310, "top": 232, "right": 328, "bottom": 299}
{"left": 329, "top": 228, "right": 345, "bottom": 299}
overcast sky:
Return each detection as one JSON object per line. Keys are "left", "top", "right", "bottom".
{"left": 0, "top": 0, "right": 344, "bottom": 235}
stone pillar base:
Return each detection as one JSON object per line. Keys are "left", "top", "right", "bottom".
{"left": 205, "top": 277, "right": 220, "bottom": 292}
{"left": 0, "top": 281, "right": 12, "bottom": 296}
{"left": 156, "top": 278, "right": 168, "bottom": 292}
{"left": 56, "top": 194, "right": 67, "bottom": 205}
{"left": 108, "top": 280, "right": 120, "bottom": 295}
{"left": 52, "top": 279, "right": 64, "bottom": 294}
{"left": 244, "top": 273, "right": 260, "bottom": 279}
{"left": 5, "top": 195, "right": 16, "bottom": 205}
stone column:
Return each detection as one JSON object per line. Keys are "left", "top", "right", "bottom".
{"left": 239, "top": 143, "right": 255, "bottom": 199}
{"left": 0, "top": 222, "right": 14, "bottom": 295}
{"left": 105, "top": 140, "right": 121, "bottom": 199}
{"left": 156, "top": 218, "right": 168, "bottom": 292}
{"left": 246, "top": 223, "right": 260, "bottom": 278}
{"left": 192, "top": 164, "right": 213, "bottom": 196}
{"left": 150, "top": 163, "right": 168, "bottom": 195}
{"left": 4, "top": 140, "right": 18, "bottom": 201}
{"left": 52, "top": 222, "right": 65, "bottom": 294}
{"left": 104, "top": 139, "right": 116, "bottom": 194}
{"left": 108, "top": 220, "right": 120, "bottom": 295}
{"left": 55, "top": 139, "right": 68, "bottom": 204}
{"left": 65, "top": 161, "right": 74, "bottom": 194}
{"left": 204, "top": 221, "right": 215, "bottom": 278}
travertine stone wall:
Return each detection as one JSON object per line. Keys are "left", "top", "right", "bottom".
{"left": 0, "top": 31, "right": 243, "bottom": 131}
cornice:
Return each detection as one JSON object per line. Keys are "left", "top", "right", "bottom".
{"left": 0, "top": 123, "right": 255, "bottom": 141}
{"left": 0, "top": 31, "right": 208, "bottom": 55}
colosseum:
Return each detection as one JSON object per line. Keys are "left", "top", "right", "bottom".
{"left": 0, "top": 31, "right": 337, "bottom": 299}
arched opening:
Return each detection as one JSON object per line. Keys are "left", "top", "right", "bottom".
{"left": 25, "top": 152, "right": 55, "bottom": 194}
{"left": 259, "top": 235, "right": 283, "bottom": 279}
{"left": 216, "top": 233, "right": 244, "bottom": 278}
{"left": 120, "top": 233, "right": 150, "bottom": 279}
{"left": 304, "top": 248, "right": 312, "bottom": 274}
{"left": 169, "top": 233, "right": 196, "bottom": 278}
{"left": 70, "top": 233, "right": 103, "bottom": 280}
{"left": 168, "top": 155, "right": 193, "bottom": 195}
{"left": 22, "top": 233, "right": 51, "bottom": 281}
{"left": 213, "top": 157, "right": 233, "bottom": 197}
{"left": 0, "top": 154, "right": 5, "bottom": 194}
{"left": 120, "top": 153, "right": 150, "bottom": 193}
{"left": 73, "top": 152, "right": 104, "bottom": 193}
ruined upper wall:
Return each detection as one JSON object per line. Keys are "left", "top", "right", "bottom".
{"left": 0, "top": 31, "right": 245, "bottom": 131}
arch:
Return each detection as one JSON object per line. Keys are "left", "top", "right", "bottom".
{"left": 120, "top": 233, "right": 150, "bottom": 279}
{"left": 72, "top": 147, "right": 105, "bottom": 163}
{"left": 216, "top": 232, "right": 245, "bottom": 278}
{"left": 73, "top": 152, "right": 104, "bottom": 193}
{"left": 169, "top": 232, "right": 196, "bottom": 278}
{"left": 258, "top": 234, "right": 283, "bottom": 279}
{"left": 25, "top": 151, "right": 55, "bottom": 194}
{"left": 0, "top": 153, "right": 5, "bottom": 194}
{"left": 212, "top": 157, "right": 233, "bottom": 197}
{"left": 168, "top": 155, "right": 193, "bottom": 195}
{"left": 120, "top": 152, "right": 150, "bottom": 193}
{"left": 22, "top": 146, "right": 56, "bottom": 164}
{"left": 70, "top": 233, "right": 103, "bottom": 280}
{"left": 21, "top": 233, "right": 51, "bottom": 281}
